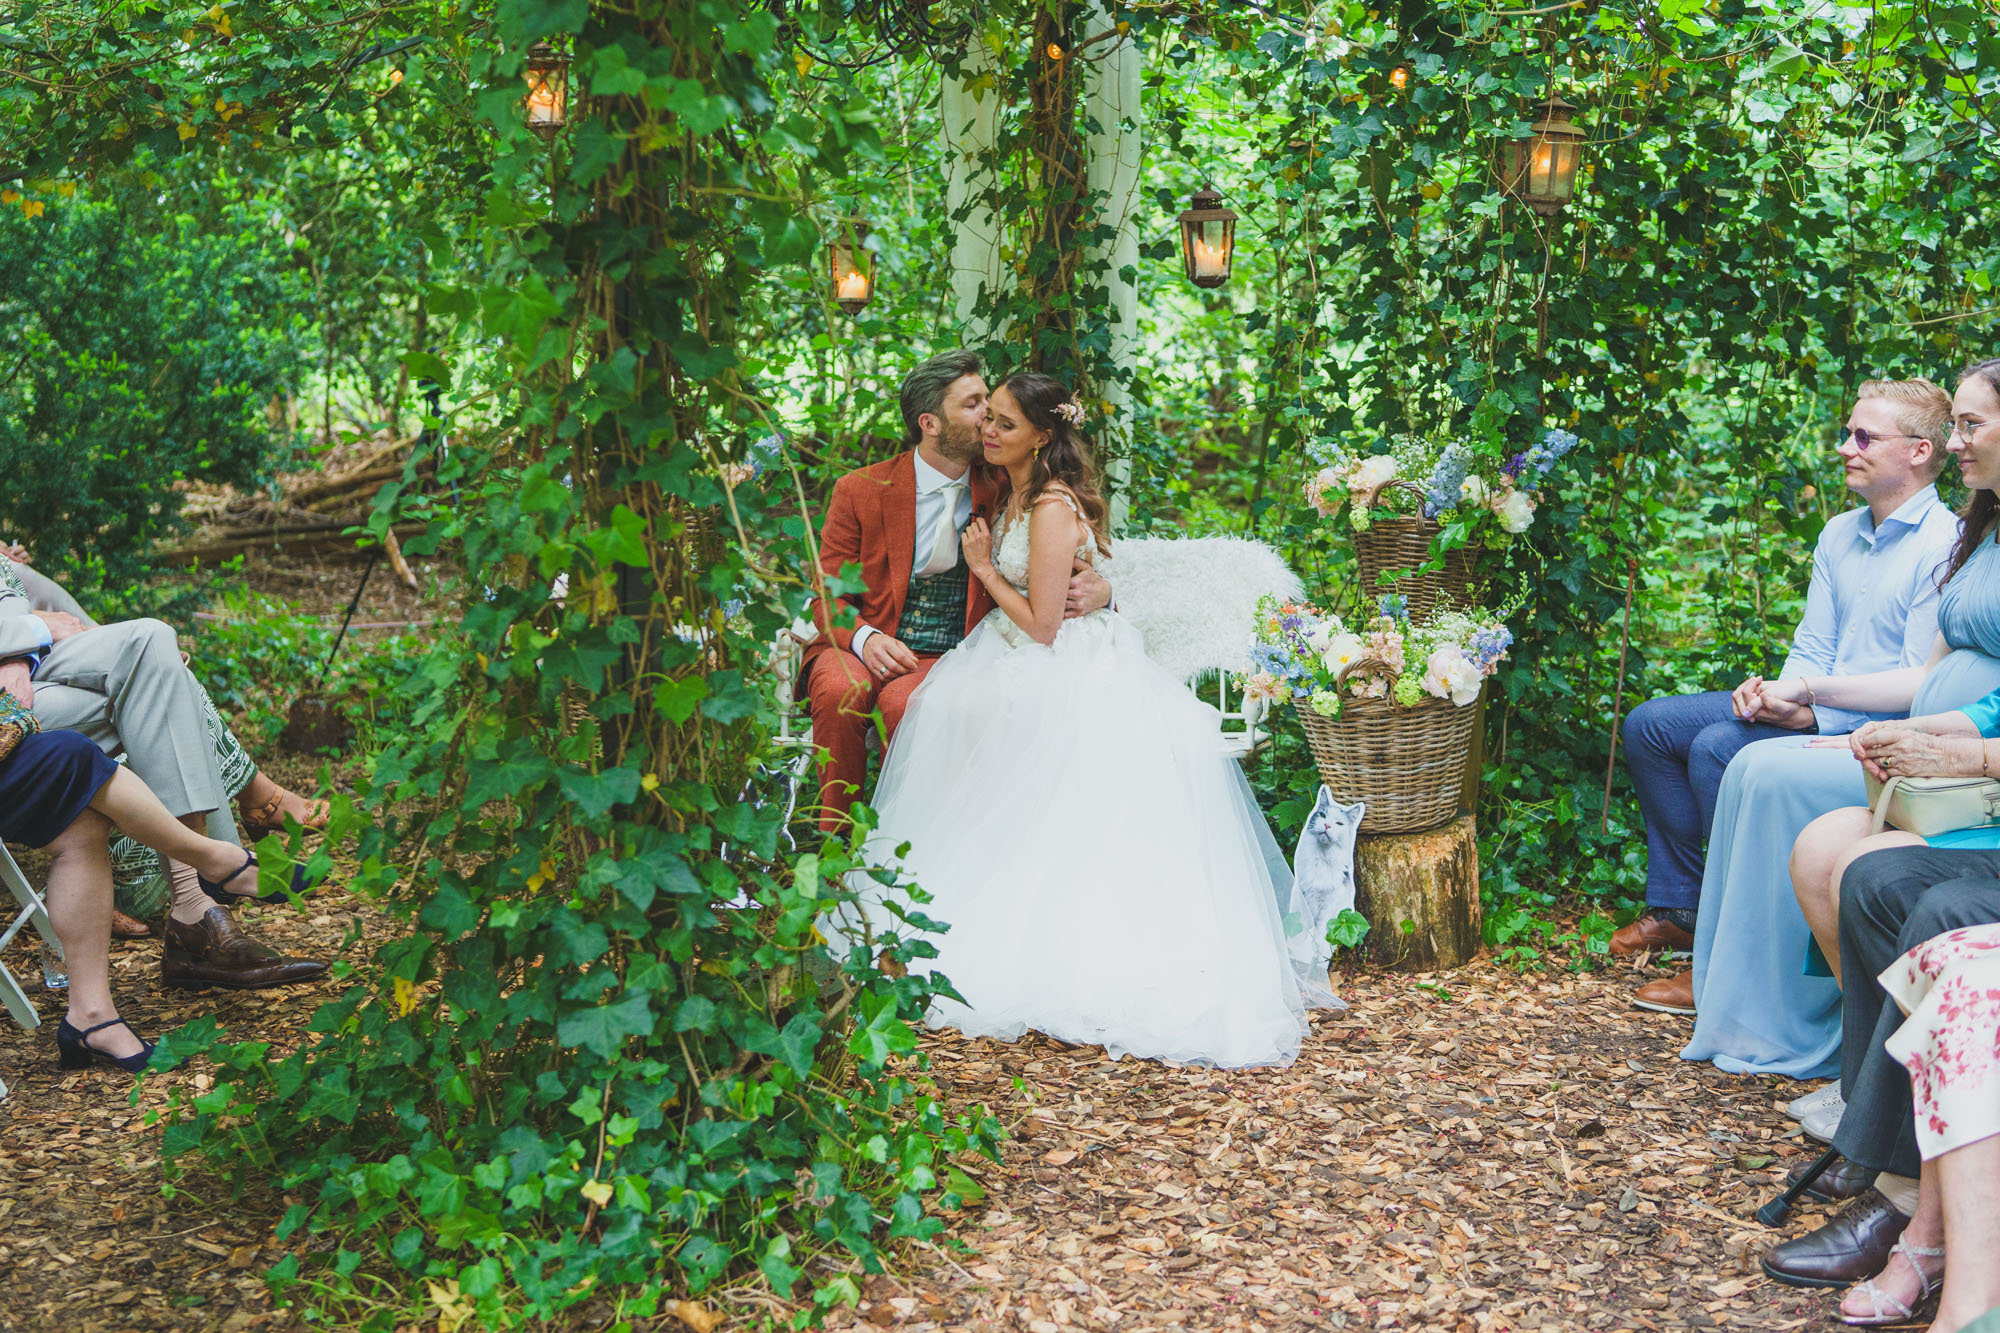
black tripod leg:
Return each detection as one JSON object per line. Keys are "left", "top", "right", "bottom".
{"left": 318, "top": 547, "right": 381, "bottom": 687}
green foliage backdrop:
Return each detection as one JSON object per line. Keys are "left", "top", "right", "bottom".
{"left": 4, "top": 0, "right": 1999, "bottom": 1323}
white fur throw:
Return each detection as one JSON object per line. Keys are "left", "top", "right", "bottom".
{"left": 1098, "top": 536, "right": 1306, "bottom": 684}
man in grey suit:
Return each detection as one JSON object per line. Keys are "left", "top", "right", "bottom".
{"left": 0, "top": 564, "right": 324, "bottom": 989}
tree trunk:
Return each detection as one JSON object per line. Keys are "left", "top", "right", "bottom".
{"left": 1353, "top": 815, "right": 1481, "bottom": 971}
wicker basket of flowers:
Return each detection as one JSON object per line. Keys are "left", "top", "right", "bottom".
{"left": 1245, "top": 597, "right": 1513, "bottom": 836}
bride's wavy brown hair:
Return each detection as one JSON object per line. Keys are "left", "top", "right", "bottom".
{"left": 1940, "top": 357, "right": 2000, "bottom": 588}
{"left": 984, "top": 372, "right": 1112, "bottom": 555}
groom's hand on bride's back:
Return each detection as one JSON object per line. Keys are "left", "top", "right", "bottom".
{"left": 1065, "top": 561, "right": 1113, "bottom": 618}
{"left": 862, "top": 633, "right": 921, "bottom": 679}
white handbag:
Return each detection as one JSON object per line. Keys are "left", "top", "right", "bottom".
{"left": 1865, "top": 772, "right": 2000, "bottom": 837}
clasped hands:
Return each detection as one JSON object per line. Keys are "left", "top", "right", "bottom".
{"left": 1836, "top": 719, "right": 1985, "bottom": 783}
{"left": 1730, "top": 675, "right": 1817, "bottom": 729}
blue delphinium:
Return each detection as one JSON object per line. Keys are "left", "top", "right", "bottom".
{"left": 1377, "top": 593, "right": 1410, "bottom": 624}
{"left": 1425, "top": 442, "right": 1473, "bottom": 517}
{"left": 1517, "top": 428, "right": 1581, "bottom": 489}
{"left": 747, "top": 432, "right": 785, "bottom": 478}
{"left": 1469, "top": 624, "right": 1513, "bottom": 671}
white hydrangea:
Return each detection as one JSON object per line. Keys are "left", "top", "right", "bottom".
{"left": 1350, "top": 455, "right": 1398, "bottom": 494}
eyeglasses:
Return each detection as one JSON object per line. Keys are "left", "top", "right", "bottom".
{"left": 1839, "top": 427, "right": 1923, "bottom": 452}
{"left": 1953, "top": 417, "right": 1993, "bottom": 443}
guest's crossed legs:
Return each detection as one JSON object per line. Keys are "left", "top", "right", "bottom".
{"left": 1831, "top": 849, "right": 2000, "bottom": 1321}
{"left": 805, "top": 649, "right": 941, "bottom": 830}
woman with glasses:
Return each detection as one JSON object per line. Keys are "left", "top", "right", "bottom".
{"left": 1684, "top": 360, "right": 2000, "bottom": 1087}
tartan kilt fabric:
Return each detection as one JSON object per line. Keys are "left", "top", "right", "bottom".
{"left": 899, "top": 557, "right": 971, "bottom": 654}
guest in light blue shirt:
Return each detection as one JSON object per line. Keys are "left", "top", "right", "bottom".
{"left": 1613, "top": 378, "right": 1961, "bottom": 992}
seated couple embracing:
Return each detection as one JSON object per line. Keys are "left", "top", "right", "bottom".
{"left": 801, "top": 352, "right": 1337, "bottom": 1070}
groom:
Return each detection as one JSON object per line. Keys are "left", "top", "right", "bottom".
{"left": 805, "top": 351, "right": 1113, "bottom": 829}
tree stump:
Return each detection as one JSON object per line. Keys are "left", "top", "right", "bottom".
{"left": 1353, "top": 815, "right": 1481, "bottom": 971}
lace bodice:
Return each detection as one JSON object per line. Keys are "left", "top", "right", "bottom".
{"left": 992, "top": 492, "right": 1099, "bottom": 595}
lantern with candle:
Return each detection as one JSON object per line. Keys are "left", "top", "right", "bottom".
{"left": 1176, "top": 187, "right": 1238, "bottom": 290}
{"left": 1499, "top": 94, "right": 1585, "bottom": 217}
{"left": 522, "top": 42, "right": 569, "bottom": 137}
{"left": 828, "top": 219, "right": 874, "bottom": 315}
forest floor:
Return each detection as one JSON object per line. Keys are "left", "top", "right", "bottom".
{"left": 0, "top": 556, "right": 1854, "bottom": 1333}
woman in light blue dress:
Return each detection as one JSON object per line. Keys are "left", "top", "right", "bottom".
{"left": 1685, "top": 361, "right": 2000, "bottom": 1079}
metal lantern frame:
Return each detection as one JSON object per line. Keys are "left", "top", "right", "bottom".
{"left": 828, "top": 218, "right": 874, "bottom": 316}
{"left": 1499, "top": 93, "right": 1586, "bottom": 217}
{"left": 522, "top": 41, "right": 570, "bottom": 138}
{"left": 1176, "top": 186, "right": 1238, "bottom": 290}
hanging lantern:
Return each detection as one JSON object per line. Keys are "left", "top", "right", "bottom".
{"left": 522, "top": 42, "right": 569, "bottom": 137}
{"left": 1176, "top": 186, "right": 1238, "bottom": 290}
{"left": 828, "top": 219, "right": 874, "bottom": 315}
{"left": 1500, "top": 94, "right": 1586, "bottom": 216}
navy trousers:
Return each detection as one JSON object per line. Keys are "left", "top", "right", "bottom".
{"left": 1621, "top": 690, "right": 1805, "bottom": 912}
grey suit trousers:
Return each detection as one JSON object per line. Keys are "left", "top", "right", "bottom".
{"left": 28, "top": 619, "right": 239, "bottom": 843}
{"left": 1833, "top": 845, "right": 2000, "bottom": 1177}
{"left": 14, "top": 563, "right": 94, "bottom": 626}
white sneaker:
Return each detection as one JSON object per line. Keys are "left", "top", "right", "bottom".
{"left": 1786, "top": 1081, "right": 1842, "bottom": 1120}
{"left": 1800, "top": 1096, "right": 1845, "bottom": 1145}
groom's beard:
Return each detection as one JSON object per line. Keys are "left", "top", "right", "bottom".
{"left": 938, "top": 420, "right": 983, "bottom": 466}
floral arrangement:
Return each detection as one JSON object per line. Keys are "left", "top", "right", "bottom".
{"left": 1241, "top": 593, "right": 1512, "bottom": 718}
{"left": 1302, "top": 428, "right": 1581, "bottom": 537}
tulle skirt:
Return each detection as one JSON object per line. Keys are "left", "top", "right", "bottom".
{"left": 847, "top": 608, "right": 1337, "bottom": 1069}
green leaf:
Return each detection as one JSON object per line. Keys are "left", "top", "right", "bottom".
{"left": 556, "top": 992, "right": 653, "bottom": 1057}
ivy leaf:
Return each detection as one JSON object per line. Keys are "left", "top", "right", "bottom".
{"left": 556, "top": 991, "right": 653, "bottom": 1057}
{"left": 657, "top": 676, "right": 709, "bottom": 724}
{"left": 558, "top": 766, "right": 642, "bottom": 817}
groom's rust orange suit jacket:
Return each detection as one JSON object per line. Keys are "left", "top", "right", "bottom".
{"left": 804, "top": 451, "right": 998, "bottom": 680}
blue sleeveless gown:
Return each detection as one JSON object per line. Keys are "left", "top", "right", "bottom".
{"left": 1683, "top": 535, "right": 2000, "bottom": 1079}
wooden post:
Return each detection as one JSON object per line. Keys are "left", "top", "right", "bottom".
{"left": 1353, "top": 815, "right": 1481, "bottom": 971}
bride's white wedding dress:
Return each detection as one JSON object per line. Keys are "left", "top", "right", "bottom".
{"left": 855, "top": 494, "right": 1339, "bottom": 1069}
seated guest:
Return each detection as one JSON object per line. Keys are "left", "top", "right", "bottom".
{"left": 1618, "top": 377, "right": 1958, "bottom": 1004}
{"left": 1681, "top": 361, "right": 2000, "bottom": 1081}
{"left": 0, "top": 558, "right": 326, "bottom": 989}
{"left": 1762, "top": 846, "right": 2000, "bottom": 1329}
{"left": 0, "top": 716, "right": 288, "bottom": 1071}
{"left": 804, "top": 353, "right": 1110, "bottom": 830}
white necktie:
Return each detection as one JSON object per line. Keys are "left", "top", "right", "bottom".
{"left": 917, "top": 479, "right": 966, "bottom": 577}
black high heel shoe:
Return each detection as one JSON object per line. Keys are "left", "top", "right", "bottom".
{"left": 198, "top": 852, "right": 259, "bottom": 904}
{"left": 55, "top": 1017, "right": 158, "bottom": 1074}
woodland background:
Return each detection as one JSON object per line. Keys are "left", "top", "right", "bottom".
{"left": 2, "top": 0, "right": 1998, "bottom": 1326}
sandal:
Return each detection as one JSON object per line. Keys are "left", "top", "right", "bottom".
{"left": 240, "top": 791, "right": 331, "bottom": 836}
{"left": 1840, "top": 1240, "right": 1945, "bottom": 1326}
{"left": 198, "top": 852, "right": 260, "bottom": 903}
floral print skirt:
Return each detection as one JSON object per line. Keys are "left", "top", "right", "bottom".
{"left": 1883, "top": 922, "right": 2000, "bottom": 1160}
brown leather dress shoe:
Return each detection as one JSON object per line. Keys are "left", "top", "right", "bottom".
{"left": 1761, "top": 1190, "right": 1910, "bottom": 1288}
{"left": 111, "top": 908, "right": 152, "bottom": 940}
{"left": 1789, "top": 1151, "right": 1877, "bottom": 1203}
{"left": 1632, "top": 967, "right": 1696, "bottom": 1015}
{"left": 162, "top": 908, "right": 328, "bottom": 990}
{"left": 1609, "top": 912, "right": 1697, "bottom": 957}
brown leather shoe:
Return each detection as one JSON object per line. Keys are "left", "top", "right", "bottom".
{"left": 1761, "top": 1190, "right": 1910, "bottom": 1288}
{"left": 1609, "top": 912, "right": 1697, "bottom": 957}
{"left": 111, "top": 908, "right": 152, "bottom": 940}
{"left": 1788, "top": 1152, "right": 1877, "bottom": 1203}
{"left": 162, "top": 908, "right": 328, "bottom": 990}
{"left": 1632, "top": 967, "right": 1696, "bottom": 1015}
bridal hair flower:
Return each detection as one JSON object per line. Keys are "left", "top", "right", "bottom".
{"left": 1054, "top": 398, "right": 1086, "bottom": 426}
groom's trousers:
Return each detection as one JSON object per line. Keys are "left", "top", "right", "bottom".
{"left": 1832, "top": 847, "right": 2000, "bottom": 1179}
{"left": 805, "top": 648, "right": 942, "bottom": 830}
{"left": 30, "top": 618, "right": 240, "bottom": 842}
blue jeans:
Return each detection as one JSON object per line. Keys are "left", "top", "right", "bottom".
{"left": 1621, "top": 690, "right": 1809, "bottom": 912}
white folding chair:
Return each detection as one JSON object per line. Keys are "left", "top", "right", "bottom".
{"left": 0, "top": 840, "right": 66, "bottom": 1100}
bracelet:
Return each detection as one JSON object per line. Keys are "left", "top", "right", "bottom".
{"left": 1801, "top": 678, "right": 1817, "bottom": 709}
{"left": 1983, "top": 740, "right": 1991, "bottom": 780}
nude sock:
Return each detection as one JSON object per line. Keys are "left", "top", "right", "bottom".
{"left": 1875, "top": 1172, "right": 1921, "bottom": 1215}
{"left": 166, "top": 860, "right": 212, "bottom": 926}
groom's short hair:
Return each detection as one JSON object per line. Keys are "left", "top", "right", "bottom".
{"left": 900, "top": 350, "right": 984, "bottom": 447}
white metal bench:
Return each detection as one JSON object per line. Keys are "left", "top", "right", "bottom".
{"left": 1, "top": 841, "right": 66, "bottom": 1100}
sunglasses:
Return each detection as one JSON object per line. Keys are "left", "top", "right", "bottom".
{"left": 1839, "top": 427, "right": 1923, "bottom": 452}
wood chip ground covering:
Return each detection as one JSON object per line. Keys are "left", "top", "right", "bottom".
{"left": 2, "top": 933, "right": 1866, "bottom": 1333}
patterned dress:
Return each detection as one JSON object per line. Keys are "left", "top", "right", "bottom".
{"left": 0, "top": 556, "right": 257, "bottom": 916}
{"left": 1882, "top": 922, "right": 2000, "bottom": 1160}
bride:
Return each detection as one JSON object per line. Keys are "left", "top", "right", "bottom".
{"left": 851, "top": 371, "right": 1338, "bottom": 1069}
